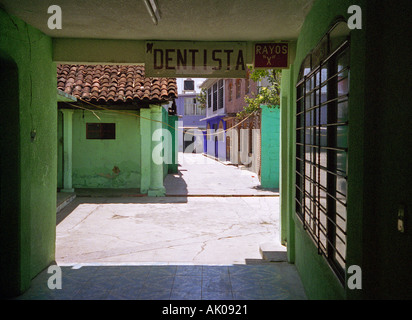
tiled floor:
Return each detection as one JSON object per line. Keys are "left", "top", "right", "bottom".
{"left": 14, "top": 263, "right": 307, "bottom": 300}
{"left": 41, "top": 154, "right": 306, "bottom": 301}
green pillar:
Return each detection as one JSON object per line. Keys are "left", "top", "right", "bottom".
{"left": 61, "top": 109, "right": 74, "bottom": 192}
{"left": 140, "top": 108, "right": 151, "bottom": 194}
{"left": 260, "top": 105, "right": 280, "bottom": 189}
{"left": 148, "top": 105, "right": 166, "bottom": 196}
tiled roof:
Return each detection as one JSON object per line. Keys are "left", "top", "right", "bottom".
{"left": 57, "top": 64, "right": 177, "bottom": 104}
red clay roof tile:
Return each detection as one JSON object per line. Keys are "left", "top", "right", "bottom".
{"left": 57, "top": 64, "right": 177, "bottom": 104}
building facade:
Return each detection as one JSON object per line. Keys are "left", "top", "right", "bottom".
{"left": 57, "top": 64, "right": 178, "bottom": 195}
{"left": 224, "top": 74, "right": 261, "bottom": 175}
{"left": 201, "top": 75, "right": 280, "bottom": 188}
{"left": 200, "top": 79, "right": 227, "bottom": 160}
{"left": 175, "top": 78, "right": 207, "bottom": 153}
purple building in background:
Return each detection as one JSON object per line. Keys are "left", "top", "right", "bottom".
{"left": 175, "top": 78, "right": 207, "bottom": 153}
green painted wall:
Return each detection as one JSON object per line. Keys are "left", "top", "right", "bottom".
{"left": 280, "top": 67, "right": 294, "bottom": 254}
{"left": 57, "top": 111, "right": 63, "bottom": 189}
{"left": 140, "top": 108, "right": 151, "bottom": 193}
{"left": 281, "top": 0, "right": 412, "bottom": 300}
{"left": 260, "top": 105, "right": 280, "bottom": 189}
{"left": 281, "top": 0, "right": 367, "bottom": 300}
{"left": 0, "top": 9, "right": 57, "bottom": 297}
{"left": 70, "top": 110, "right": 141, "bottom": 188}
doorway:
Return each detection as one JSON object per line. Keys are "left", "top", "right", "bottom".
{"left": 0, "top": 52, "right": 22, "bottom": 297}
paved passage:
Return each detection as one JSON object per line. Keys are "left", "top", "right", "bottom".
{"left": 15, "top": 153, "right": 306, "bottom": 300}
{"left": 55, "top": 197, "right": 282, "bottom": 265}
{"left": 16, "top": 264, "right": 306, "bottom": 300}
{"left": 165, "top": 153, "right": 279, "bottom": 196}
{"left": 55, "top": 153, "right": 283, "bottom": 265}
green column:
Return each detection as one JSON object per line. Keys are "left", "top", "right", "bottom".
{"left": 140, "top": 108, "right": 151, "bottom": 193}
{"left": 61, "top": 109, "right": 74, "bottom": 192}
{"left": 148, "top": 105, "right": 166, "bottom": 196}
{"left": 260, "top": 105, "right": 280, "bottom": 189}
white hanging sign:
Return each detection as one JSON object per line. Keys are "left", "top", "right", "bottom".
{"left": 145, "top": 41, "right": 248, "bottom": 78}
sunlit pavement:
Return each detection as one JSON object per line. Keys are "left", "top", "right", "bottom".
{"left": 164, "top": 153, "right": 278, "bottom": 196}
{"left": 55, "top": 197, "right": 282, "bottom": 265}
{"left": 15, "top": 153, "right": 306, "bottom": 300}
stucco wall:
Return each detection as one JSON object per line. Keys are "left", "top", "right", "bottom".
{"left": 281, "top": 0, "right": 368, "bottom": 300}
{"left": 175, "top": 94, "right": 206, "bottom": 128}
{"left": 71, "top": 110, "right": 141, "bottom": 188}
{"left": 225, "top": 78, "right": 258, "bottom": 114}
{"left": 0, "top": 8, "right": 57, "bottom": 296}
{"left": 260, "top": 106, "right": 280, "bottom": 189}
{"left": 281, "top": 0, "right": 412, "bottom": 300}
{"left": 206, "top": 117, "right": 226, "bottom": 160}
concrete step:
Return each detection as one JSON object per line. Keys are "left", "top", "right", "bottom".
{"left": 56, "top": 192, "right": 76, "bottom": 213}
{"left": 259, "top": 242, "right": 288, "bottom": 262}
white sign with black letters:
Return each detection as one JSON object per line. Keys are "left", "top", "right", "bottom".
{"left": 145, "top": 41, "right": 248, "bottom": 78}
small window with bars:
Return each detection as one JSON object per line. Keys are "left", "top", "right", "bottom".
{"left": 295, "top": 21, "right": 350, "bottom": 284}
{"left": 86, "top": 123, "right": 116, "bottom": 139}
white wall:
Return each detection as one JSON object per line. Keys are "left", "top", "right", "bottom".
{"left": 176, "top": 78, "right": 206, "bottom": 95}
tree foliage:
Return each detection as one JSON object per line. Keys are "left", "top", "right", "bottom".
{"left": 196, "top": 88, "right": 208, "bottom": 109}
{"left": 236, "top": 69, "right": 282, "bottom": 119}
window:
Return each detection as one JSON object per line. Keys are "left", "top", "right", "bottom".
{"left": 218, "top": 79, "right": 224, "bottom": 109}
{"left": 208, "top": 80, "right": 224, "bottom": 111}
{"left": 295, "top": 21, "right": 350, "bottom": 284}
{"left": 212, "top": 82, "right": 218, "bottom": 111}
{"left": 184, "top": 97, "right": 205, "bottom": 116}
{"left": 86, "top": 123, "right": 116, "bottom": 139}
{"left": 184, "top": 79, "right": 195, "bottom": 91}
{"left": 228, "top": 80, "right": 233, "bottom": 101}
{"left": 207, "top": 88, "right": 212, "bottom": 108}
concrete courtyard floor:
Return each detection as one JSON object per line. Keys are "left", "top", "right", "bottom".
{"left": 55, "top": 196, "right": 282, "bottom": 265}
{"left": 16, "top": 153, "right": 307, "bottom": 300}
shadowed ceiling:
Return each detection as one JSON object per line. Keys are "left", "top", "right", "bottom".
{"left": 0, "top": 0, "right": 314, "bottom": 41}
